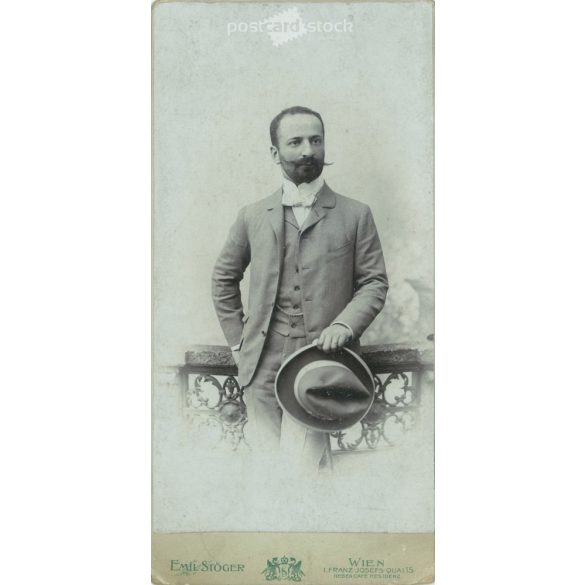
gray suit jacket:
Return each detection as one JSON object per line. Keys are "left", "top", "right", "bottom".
{"left": 211, "top": 183, "right": 389, "bottom": 387}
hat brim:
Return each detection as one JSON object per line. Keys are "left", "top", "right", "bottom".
{"left": 275, "top": 344, "right": 375, "bottom": 432}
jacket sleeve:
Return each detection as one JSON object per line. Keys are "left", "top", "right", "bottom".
{"left": 211, "top": 207, "right": 251, "bottom": 347}
{"left": 332, "top": 205, "right": 388, "bottom": 338}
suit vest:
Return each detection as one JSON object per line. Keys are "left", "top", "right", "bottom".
{"left": 270, "top": 207, "right": 306, "bottom": 338}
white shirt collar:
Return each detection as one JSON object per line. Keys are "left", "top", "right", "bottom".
{"left": 281, "top": 174, "right": 325, "bottom": 207}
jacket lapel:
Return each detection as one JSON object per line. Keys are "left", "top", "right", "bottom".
{"left": 264, "top": 182, "right": 337, "bottom": 263}
{"left": 300, "top": 182, "right": 337, "bottom": 233}
{"left": 266, "top": 188, "right": 285, "bottom": 269}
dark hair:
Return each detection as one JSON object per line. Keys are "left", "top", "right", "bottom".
{"left": 269, "top": 106, "right": 325, "bottom": 147}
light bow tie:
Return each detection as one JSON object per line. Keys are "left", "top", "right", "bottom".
{"left": 282, "top": 190, "right": 317, "bottom": 208}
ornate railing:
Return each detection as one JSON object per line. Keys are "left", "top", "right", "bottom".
{"left": 179, "top": 343, "right": 434, "bottom": 455}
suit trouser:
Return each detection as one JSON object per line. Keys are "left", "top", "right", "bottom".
{"left": 243, "top": 329, "right": 332, "bottom": 473}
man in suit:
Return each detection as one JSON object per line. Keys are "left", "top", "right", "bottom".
{"left": 212, "top": 106, "right": 388, "bottom": 471}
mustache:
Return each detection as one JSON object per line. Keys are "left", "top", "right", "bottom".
{"left": 294, "top": 158, "right": 334, "bottom": 167}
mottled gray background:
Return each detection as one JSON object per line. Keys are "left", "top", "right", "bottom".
{"left": 154, "top": 0, "right": 433, "bottom": 366}
{"left": 153, "top": 0, "right": 433, "bottom": 533}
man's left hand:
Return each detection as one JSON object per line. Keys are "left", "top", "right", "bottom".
{"left": 316, "top": 324, "right": 352, "bottom": 354}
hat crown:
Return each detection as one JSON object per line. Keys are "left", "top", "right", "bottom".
{"left": 294, "top": 360, "right": 371, "bottom": 422}
{"left": 275, "top": 345, "right": 375, "bottom": 432}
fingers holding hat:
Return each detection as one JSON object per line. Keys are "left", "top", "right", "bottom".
{"left": 316, "top": 324, "right": 352, "bottom": 353}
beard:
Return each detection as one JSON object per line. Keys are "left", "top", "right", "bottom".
{"left": 281, "top": 156, "right": 325, "bottom": 185}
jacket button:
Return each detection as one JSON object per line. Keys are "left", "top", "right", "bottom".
{"left": 261, "top": 330, "right": 266, "bottom": 336}
{"left": 294, "top": 285, "right": 300, "bottom": 291}
{"left": 291, "top": 323, "right": 297, "bottom": 328}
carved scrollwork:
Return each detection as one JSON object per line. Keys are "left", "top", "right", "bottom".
{"left": 184, "top": 373, "right": 248, "bottom": 451}
{"left": 382, "top": 372, "right": 414, "bottom": 407}
{"left": 181, "top": 367, "right": 426, "bottom": 453}
{"left": 330, "top": 371, "right": 418, "bottom": 451}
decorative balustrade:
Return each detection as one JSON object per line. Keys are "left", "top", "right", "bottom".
{"left": 179, "top": 343, "right": 434, "bottom": 455}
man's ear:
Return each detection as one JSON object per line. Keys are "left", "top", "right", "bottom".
{"left": 270, "top": 145, "right": 281, "bottom": 165}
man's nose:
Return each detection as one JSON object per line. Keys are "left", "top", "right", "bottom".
{"left": 300, "top": 139, "right": 314, "bottom": 157}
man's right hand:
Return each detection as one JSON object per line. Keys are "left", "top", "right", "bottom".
{"left": 231, "top": 350, "right": 240, "bottom": 366}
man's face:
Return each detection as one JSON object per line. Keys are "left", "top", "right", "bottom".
{"left": 271, "top": 114, "right": 325, "bottom": 185}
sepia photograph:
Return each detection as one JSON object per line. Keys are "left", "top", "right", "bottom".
{"left": 153, "top": 1, "right": 434, "bottom": 582}
{"left": 5, "top": 2, "right": 585, "bottom": 585}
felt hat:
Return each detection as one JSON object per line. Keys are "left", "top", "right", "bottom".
{"left": 274, "top": 344, "right": 375, "bottom": 432}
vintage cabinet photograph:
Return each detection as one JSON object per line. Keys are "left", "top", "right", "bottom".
{"left": 152, "top": 1, "right": 434, "bottom": 583}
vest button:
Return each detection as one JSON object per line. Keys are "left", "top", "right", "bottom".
{"left": 294, "top": 285, "right": 300, "bottom": 291}
{"left": 291, "top": 323, "right": 297, "bottom": 328}
{"left": 293, "top": 304, "right": 299, "bottom": 310}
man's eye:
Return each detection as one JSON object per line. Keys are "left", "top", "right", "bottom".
{"left": 312, "top": 138, "right": 322, "bottom": 144}
{"left": 289, "top": 140, "right": 300, "bottom": 146}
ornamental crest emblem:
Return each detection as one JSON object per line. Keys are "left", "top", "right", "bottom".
{"left": 262, "top": 556, "right": 305, "bottom": 581}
